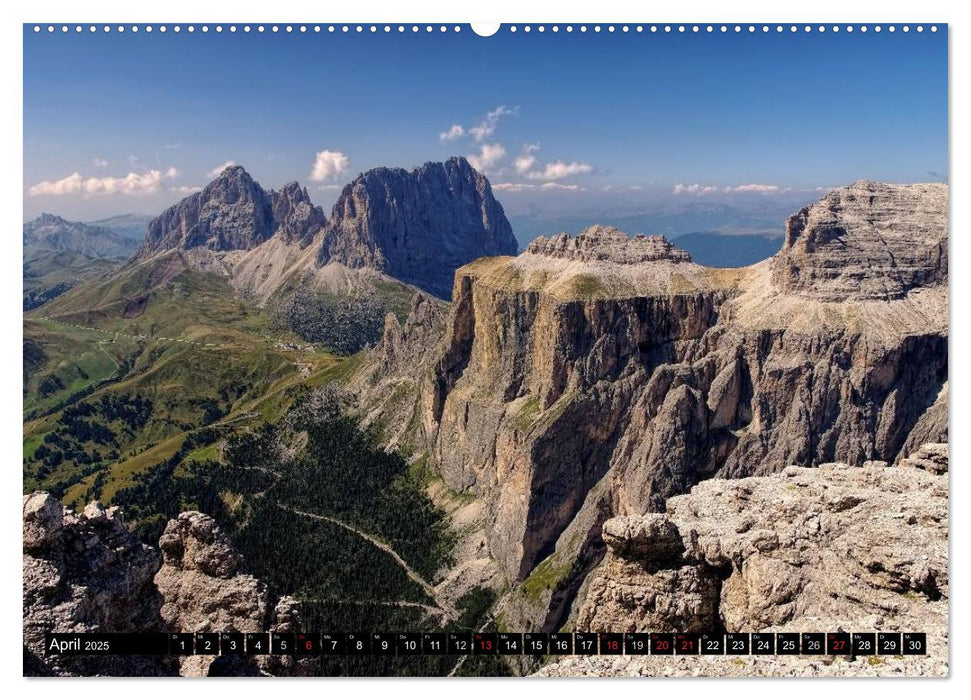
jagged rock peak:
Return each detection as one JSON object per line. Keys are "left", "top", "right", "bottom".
{"left": 321, "top": 156, "right": 518, "bottom": 299}
{"left": 772, "top": 181, "right": 948, "bottom": 301}
{"left": 154, "top": 510, "right": 304, "bottom": 676}
{"left": 22, "top": 492, "right": 168, "bottom": 676}
{"left": 140, "top": 165, "right": 326, "bottom": 256}
{"left": 35, "top": 212, "right": 68, "bottom": 224}
{"left": 525, "top": 225, "right": 693, "bottom": 264}
{"left": 271, "top": 180, "right": 327, "bottom": 246}
{"left": 23, "top": 495, "right": 305, "bottom": 677}
{"left": 158, "top": 511, "right": 244, "bottom": 578}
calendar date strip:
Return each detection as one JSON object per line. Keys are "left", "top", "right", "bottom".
{"left": 45, "top": 631, "right": 927, "bottom": 657}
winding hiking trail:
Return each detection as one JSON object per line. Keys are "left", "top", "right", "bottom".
{"left": 278, "top": 503, "right": 458, "bottom": 622}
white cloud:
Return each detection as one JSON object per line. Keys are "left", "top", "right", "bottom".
{"left": 513, "top": 153, "right": 538, "bottom": 175}
{"left": 173, "top": 185, "right": 202, "bottom": 195}
{"left": 92, "top": 158, "right": 109, "bottom": 168}
{"left": 468, "top": 105, "right": 517, "bottom": 142}
{"left": 310, "top": 150, "right": 350, "bottom": 182}
{"left": 673, "top": 183, "right": 721, "bottom": 195}
{"left": 672, "top": 183, "right": 787, "bottom": 195}
{"left": 509, "top": 144, "right": 593, "bottom": 181}
{"left": 28, "top": 168, "right": 179, "bottom": 197}
{"left": 467, "top": 143, "right": 507, "bottom": 173}
{"left": 727, "top": 183, "right": 782, "bottom": 194}
{"left": 540, "top": 182, "right": 583, "bottom": 191}
{"left": 206, "top": 160, "right": 237, "bottom": 178}
{"left": 28, "top": 172, "right": 83, "bottom": 196}
{"left": 492, "top": 182, "right": 585, "bottom": 192}
{"left": 527, "top": 160, "right": 594, "bottom": 180}
{"left": 601, "top": 185, "right": 645, "bottom": 192}
{"left": 439, "top": 124, "right": 465, "bottom": 142}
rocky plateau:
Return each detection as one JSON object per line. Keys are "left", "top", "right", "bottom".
{"left": 539, "top": 445, "right": 948, "bottom": 677}
{"left": 353, "top": 181, "right": 948, "bottom": 636}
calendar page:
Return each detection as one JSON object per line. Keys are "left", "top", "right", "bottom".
{"left": 21, "top": 19, "right": 948, "bottom": 679}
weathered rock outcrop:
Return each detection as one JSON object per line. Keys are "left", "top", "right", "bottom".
{"left": 140, "top": 167, "right": 326, "bottom": 256}
{"left": 573, "top": 514, "right": 720, "bottom": 633}
{"left": 23, "top": 493, "right": 170, "bottom": 676}
{"left": 154, "top": 512, "right": 303, "bottom": 676}
{"left": 23, "top": 494, "right": 302, "bottom": 677}
{"left": 897, "top": 442, "right": 948, "bottom": 475}
{"left": 526, "top": 225, "right": 692, "bottom": 264}
{"left": 322, "top": 157, "right": 518, "bottom": 299}
{"left": 772, "top": 181, "right": 948, "bottom": 301}
{"left": 354, "top": 182, "right": 947, "bottom": 633}
{"left": 545, "top": 453, "right": 947, "bottom": 677}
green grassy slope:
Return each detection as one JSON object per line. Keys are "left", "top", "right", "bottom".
{"left": 23, "top": 252, "right": 342, "bottom": 508}
{"left": 23, "top": 249, "right": 123, "bottom": 310}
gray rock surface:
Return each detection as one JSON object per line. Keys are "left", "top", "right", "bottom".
{"left": 23, "top": 494, "right": 303, "bottom": 677}
{"left": 897, "top": 442, "right": 948, "bottom": 474}
{"left": 154, "top": 511, "right": 303, "bottom": 676}
{"left": 545, "top": 453, "right": 948, "bottom": 677}
{"left": 321, "top": 156, "right": 518, "bottom": 299}
{"left": 22, "top": 493, "right": 170, "bottom": 676}
{"left": 140, "top": 166, "right": 327, "bottom": 256}
{"left": 772, "top": 181, "right": 948, "bottom": 301}
{"left": 526, "top": 225, "right": 691, "bottom": 264}
{"left": 350, "top": 183, "right": 948, "bottom": 634}
{"left": 270, "top": 181, "right": 328, "bottom": 247}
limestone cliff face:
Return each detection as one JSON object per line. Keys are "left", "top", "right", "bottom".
{"left": 23, "top": 494, "right": 301, "bottom": 677}
{"left": 359, "top": 184, "right": 947, "bottom": 630}
{"left": 772, "top": 181, "right": 947, "bottom": 301}
{"left": 543, "top": 451, "right": 947, "bottom": 677}
{"left": 321, "top": 156, "right": 518, "bottom": 299}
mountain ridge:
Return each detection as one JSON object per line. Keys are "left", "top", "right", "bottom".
{"left": 24, "top": 213, "right": 141, "bottom": 260}
{"left": 137, "top": 158, "right": 517, "bottom": 302}
{"left": 348, "top": 181, "right": 948, "bottom": 630}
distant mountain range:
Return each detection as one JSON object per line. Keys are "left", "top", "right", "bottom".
{"left": 671, "top": 231, "right": 783, "bottom": 267}
{"left": 22, "top": 213, "right": 153, "bottom": 310}
{"left": 27, "top": 158, "right": 519, "bottom": 353}
{"left": 140, "top": 158, "right": 517, "bottom": 301}
{"left": 506, "top": 196, "right": 810, "bottom": 267}
{"left": 87, "top": 213, "right": 154, "bottom": 242}
{"left": 23, "top": 213, "right": 142, "bottom": 261}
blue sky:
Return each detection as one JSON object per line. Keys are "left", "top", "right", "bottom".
{"left": 23, "top": 24, "right": 947, "bottom": 221}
